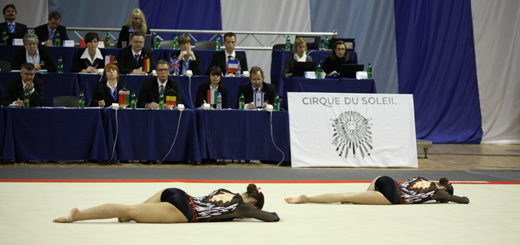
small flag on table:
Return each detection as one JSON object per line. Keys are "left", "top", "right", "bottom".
{"left": 227, "top": 59, "right": 239, "bottom": 74}
{"left": 104, "top": 55, "right": 115, "bottom": 66}
{"left": 170, "top": 57, "right": 180, "bottom": 75}
{"left": 166, "top": 95, "right": 177, "bottom": 106}
{"left": 207, "top": 90, "right": 218, "bottom": 105}
{"left": 143, "top": 57, "right": 151, "bottom": 73}
{"left": 254, "top": 91, "right": 264, "bottom": 108}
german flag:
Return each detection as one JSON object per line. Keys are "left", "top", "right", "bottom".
{"left": 143, "top": 57, "right": 151, "bottom": 73}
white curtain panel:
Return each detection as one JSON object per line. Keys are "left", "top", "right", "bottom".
{"left": 220, "top": 0, "right": 311, "bottom": 82}
{"left": 471, "top": 0, "right": 520, "bottom": 143}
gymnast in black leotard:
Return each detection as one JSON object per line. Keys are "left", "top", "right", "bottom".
{"left": 285, "top": 176, "right": 469, "bottom": 205}
{"left": 53, "top": 184, "right": 279, "bottom": 223}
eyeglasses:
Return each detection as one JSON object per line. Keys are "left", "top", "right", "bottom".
{"left": 335, "top": 48, "right": 346, "bottom": 51}
{"left": 156, "top": 69, "right": 169, "bottom": 72}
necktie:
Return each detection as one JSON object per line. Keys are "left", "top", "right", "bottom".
{"left": 9, "top": 23, "right": 14, "bottom": 33}
{"left": 255, "top": 88, "right": 259, "bottom": 93}
{"left": 49, "top": 29, "right": 55, "bottom": 42}
{"left": 159, "top": 85, "right": 164, "bottom": 95}
{"left": 134, "top": 54, "right": 140, "bottom": 68}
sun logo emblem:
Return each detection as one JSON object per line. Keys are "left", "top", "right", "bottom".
{"left": 331, "top": 111, "right": 373, "bottom": 159}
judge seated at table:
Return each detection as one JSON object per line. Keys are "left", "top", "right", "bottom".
{"left": 11, "top": 33, "right": 56, "bottom": 72}
{"left": 137, "top": 60, "right": 182, "bottom": 109}
{"left": 71, "top": 32, "right": 105, "bottom": 73}
{"left": 283, "top": 37, "right": 313, "bottom": 78}
{"left": 237, "top": 66, "right": 276, "bottom": 109}
{"left": 33, "top": 11, "right": 69, "bottom": 47}
{"left": 89, "top": 64, "right": 129, "bottom": 107}
{"left": 206, "top": 32, "right": 247, "bottom": 76}
{"left": 322, "top": 40, "right": 355, "bottom": 76}
{"left": 116, "top": 32, "right": 155, "bottom": 75}
{"left": 195, "top": 66, "right": 228, "bottom": 108}
{"left": 171, "top": 34, "right": 201, "bottom": 75}
{"left": 0, "top": 4, "right": 28, "bottom": 46}
{"left": 1, "top": 63, "right": 44, "bottom": 107}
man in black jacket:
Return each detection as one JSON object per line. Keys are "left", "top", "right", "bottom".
{"left": 34, "top": 11, "right": 69, "bottom": 46}
{"left": 137, "top": 60, "right": 182, "bottom": 109}
{"left": 237, "top": 66, "right": 276, "bottom": 109}
{"left": 1, "top": 63, "right": 44, "bottom": 107}
{"left": 206, "top": 32, "right": 247, "bottom": 76}
{"left": 117, "top": 32, "right": 156, "bottom": 74}
{"left": 0, "top": 4, "right": 28, "bottom": 45}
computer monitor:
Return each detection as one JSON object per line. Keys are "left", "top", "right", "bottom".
{"left": 292, "top": 61, "right": 316, "bottom": 77}
{"left": 340, "top": 64, "right": 364, "bottom": 78}
{"left": 330, "top": 38, "right": 355, "bottom": 51}
{"left": 296, "top": 36, "right": 321, "bottom": 50}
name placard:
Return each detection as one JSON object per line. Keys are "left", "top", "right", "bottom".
{"left": 12, "top": 38, "right": 23, "bottom": 46}
{"left": 63, "top": 40, "right": 75, "bottom": 47}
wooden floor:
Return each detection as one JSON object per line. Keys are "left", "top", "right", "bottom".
{"left": 2, "top": 144, "right": 520, "bottom": 170}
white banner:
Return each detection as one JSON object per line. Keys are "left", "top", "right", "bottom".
{"left": 288, "top": 93, "right": 418, "bottom": 168}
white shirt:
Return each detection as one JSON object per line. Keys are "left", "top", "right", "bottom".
{"left": 80, "top": 48, "right": 104, "bottom": 66}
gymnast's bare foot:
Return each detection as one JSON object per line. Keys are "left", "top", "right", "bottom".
{"left": 285, "top": 195, "right": 307, "bottom": 204}
{"left": 53, "top": 208, "right": 79, "bottom": 223}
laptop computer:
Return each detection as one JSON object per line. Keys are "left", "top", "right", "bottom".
{"left": 292, "top": 61, "right": 316, "bottom": 77}
{"left": 296, "top": 36, "right": 321, "bottom": 50}
{"left": 330, "top": 38, "right": 355, "bottom": 51}
{"left": 340, "top": 64, "right": 364, "bottom": 78}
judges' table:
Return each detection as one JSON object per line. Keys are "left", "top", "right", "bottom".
{"left": 281, "top": 77, "right": 377, "bottom": 110}
{"left": 1, "top": 107, "right": 108, "bottom": 161}
{"left": 160, "top": 50, "right": 248, "bottom": 76}
{"left": 103, "top": 108, "right": 201, "bottom": 162}
{"left": 271, "top": 49, "right": 358, "bottom": 96}
{"left": 0, "top": 72, "right": 80, "bottom": 107}
{"left": 196, "top": 109, "right": 290, "bottom": 163}
{"left": 79, "top": 74, "right": 250, "bottom": 109}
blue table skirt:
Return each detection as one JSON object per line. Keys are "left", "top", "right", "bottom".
{"left": 281, "top": 77, "right": 377, "bottom": 109}
{"left": 0, "top": 72, "right": 80, "bottom": 107}
{"left": 196, "top": 109, "right": 290, "bottom": 162}
{"left": 79, "top": 74, "right": 250, "bottom": 109}
{"left": 103, "top": 108, "right": 201, "bottom": 162}
{"left": 1, "top": 107, "right": 108, "bottom": 161}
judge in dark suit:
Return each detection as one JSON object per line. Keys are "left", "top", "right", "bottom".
{"left": 117, "top": 32, "right": 155, "bottom": 75}
{"left": 195, "top": 66, "right": 228, "bottom": 108}
{"left": 1, "top": 63, "right": 44, "bottom": 107}
{"left": 171, "top": 34, "right": 201, "bottom": 75}
{"left": 0, "top": 4, "right": 28, "bottom": 45}
{"left": 116, "top": 8, "right": 150, "bottom": 48}
{"left": 11, "top": 33, "right": 56, "bottom": 72}
{"left": 206, "top": 32, "right": 247, "bottom": 76}
{"left": 33, "top": 11, "right": 69, "bottom": 47}
{"left": 89, "top": 64, "right": 129, "bottom": 107}
{"left": 237, "top": 66, "right": 276, "bottom": 109}
{"left": 137, "top": 60, "right": 182, "bottom": 109}
{"left": 71, "top": 32, "right": 106, "bottom": 73}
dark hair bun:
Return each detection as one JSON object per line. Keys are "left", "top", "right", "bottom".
{"left": 439, "top": 177, "right": 450, "bottom": 184}
{"left": 247, "top": 183, "right": 257, "bottom": 193}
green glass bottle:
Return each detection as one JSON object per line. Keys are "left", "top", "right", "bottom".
{"left": 216, "top": 36, "right": 221, "bottom": 51}
{"left": 159, "top": 93, "right": 164, "bottom": 110}
{"left": 114, "top": 59, "right": 118, "bottom": 67}
{"left": 1, "top": 30, "right": 6, "bottom": 45}
{"left": 79, "top": 91, "right": 85, "bottom": 109}
{"left": 23, "top": 91, "right": 30, "bottom": 108}
{"left": 238, "top": 93, "right": 245, "bottom": 110}
{"left": 173, "top": 35, "right": 178, "bottom": 50}
{"left": 316, "top": 62, "right": 322, "bottom": 78}
{"left": 367, "top": 63, "right": 372, "bottom": 79}
{"left": 324, "top": 36, "right": 329, "bottom": 50}
{"left": 130, "top": 92, "right": 136, "bottom": 109}
{"left": 106, "top": 33, "right": 110, "bottom": 49}
{"left": 55, "top": 32, "right": 61, "bottom": 47}
{"left": 285, "top": 36, "right": 290, "bottom": 51}
{"left": 274, "top": 94, "right": 280, "bottom": 111}
{"left": 154, "top": 34, "right": 159, "bottom": 49}
{"left": 58, "top": 56, "right": 63, "bottom": 74}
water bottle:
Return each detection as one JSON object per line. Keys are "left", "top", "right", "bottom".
{"left": 106, "top": 33, "right": 110, "bottom": 48}
{"left": 131, "top": 92, "right": 136, "bottom": 109}
{"left": 236, "top": 60, "right": 241, "bottom": 76}
{"left": 173, "top": 35, "right": 178, "bottom": 50}
{"left": 367, "top": 63, "right": 372, "bottom": 79}
{"left": 159, "top": 92, "right": 164, "bottom": 110}
{"left": 1, "top": 30, "right": 6, "bottom": 45}
{"left": 316, "top": 62, "right": 322, "bottom": 78}
{"left": 274, "top": 94, "right": 280, "bottom": 111}
{"left": 58, "top": 56, "right": 63, "bottom": 74}
{"left": 216, "top": 93, "right": 222, "bottom": 110}
{"left": 114, "top": 59, "right": 118, "bottom": 67}
{"left": 324, "top": 36, "right": 329, "bottom": 49}
{"left": 238, "top": 93, "right": 245, "bottom": 110}
{"left": 23, "top": 91, "right": 30, "bottom": 108}
{"left": 55, "top": 32, "right": 61, "bottom": 47}
{"left": 79, "top": 91, "right": 85, "bottom": 109}
{"left": 285, "top": 36, "right": 290, "bottom": 51}
{"left": 216, "top": 36, "right": 221, "bottom": 51}
{"left": 154, "top": 34, "right": 159, "bottom": 49}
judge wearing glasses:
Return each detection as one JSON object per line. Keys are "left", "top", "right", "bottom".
{"left": 321, "top": 40, "right": 355, "bottom": 75}
{"left": 137, "top": 60, "right": 182, "bottom": 109}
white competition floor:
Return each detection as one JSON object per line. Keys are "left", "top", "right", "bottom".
{"left": 1, "top": 181, "right": 519, "bottom": 244}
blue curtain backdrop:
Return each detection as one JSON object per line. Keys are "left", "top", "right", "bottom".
{"left": 395, "top": 0, "right": 482, "bottom": 143}
{"left": 139, "top": 0, "right": 222, "bottom": 42}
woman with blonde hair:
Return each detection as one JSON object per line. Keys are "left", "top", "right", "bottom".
{"left": 282, "top": 37, "right": 313, "bottom": 77}
{"left": 116, "top": 8, "right": 151, "bottom": 48}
